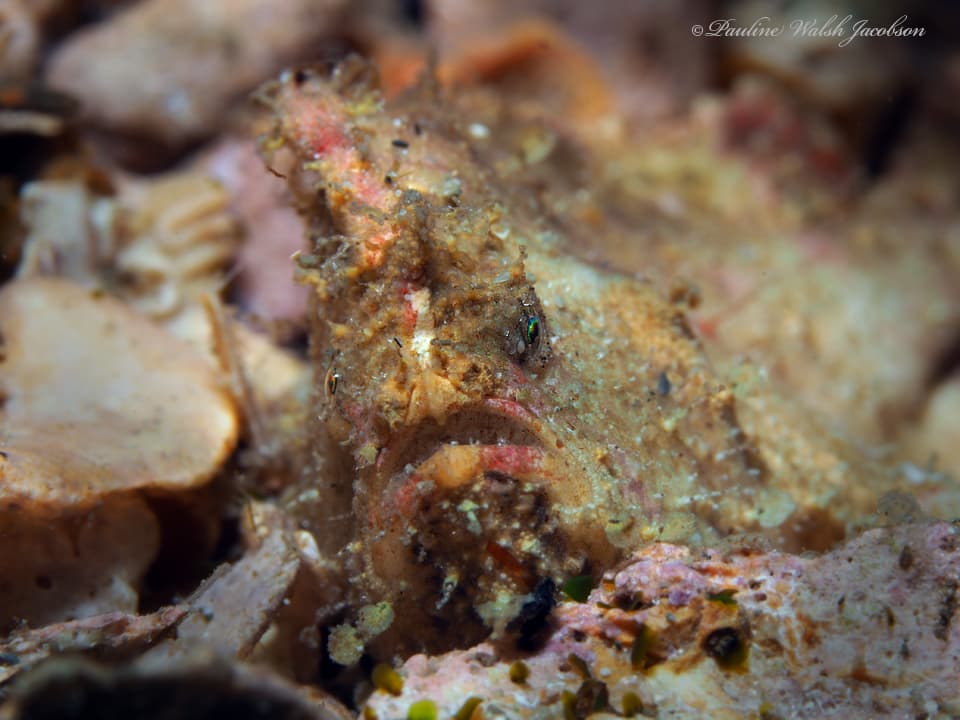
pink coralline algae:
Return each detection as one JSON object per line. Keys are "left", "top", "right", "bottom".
{"left": 365, "top": 521, "right": 960, "bottom": 719}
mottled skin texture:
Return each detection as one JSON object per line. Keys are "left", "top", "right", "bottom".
{"left": 261, "top": 60, "right": 955, "bottom": 653}
{"left": 566, "top": 83, "right": 960, "bottom": 452}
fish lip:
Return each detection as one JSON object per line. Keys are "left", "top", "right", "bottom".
{"left": 372, "top": 397, "right": 550, "bottom": 495}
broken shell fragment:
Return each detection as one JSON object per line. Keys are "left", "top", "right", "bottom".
{"left": 0, "top": 605, "right": 186, "bottom": 688}
{"left": 0, "top": 0, "right": 39, "bottom": 84}
{"left": 0, "top": 277, "right": 238, "bottom": 629}
{"left": 44, "top": 0, "right": 350, "bottom": 147}
{"left": 16, "top": 180, "right": 120, "bottom": 286}
{"left": 16, "top": 172, "right": 242, "bottom": 322}
{"left": 0, "top": 276, "right": 238, "bottom": 513}
{"left": 117, "top": 173, "right": 239, "bottom": 319}
{"left": 145, "top": 503, "right": 300, "bottom": 663}
{"left": 0, "top": 495, "right": 160, "bottom": 630}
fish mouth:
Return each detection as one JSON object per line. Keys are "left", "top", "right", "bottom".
{"left": 315, "top": 397, "right": 564, "bottom": 606}
{"left": 368, "top": 397, "right": 570, "bottom": 585}
{"left": 362, "top": 397, "right": 589, "bottom": 649}
{"left": 374, "top": 397, "right": 553, "bottom": 501}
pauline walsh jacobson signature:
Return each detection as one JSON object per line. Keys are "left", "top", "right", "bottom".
{"left": 691, "top": 14, "right": 925, "bottom": 47}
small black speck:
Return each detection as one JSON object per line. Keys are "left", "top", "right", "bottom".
{"left": 837, "top": 595, "right": 846, "bottom": 609}
{"left": 393, "top": 337, "right": 403, "bottom": 349}
{"left": 473, "top": 651, "right": 497, "bottom": 667}
{"left": 384, "top": 175, "right": 393, "bottom": 185}
{"left": 293, "top": 69, "right": 308, "bottom": 86}
{"left": 0, "top": 450, "right": 6, "bottom": 460}
{"left": 703, "top": 627, "right": 742, "bottom": 664}
{"left": 934, "top": 581, "right": 957, "bottom": 641}
{"left": 657, "top": 371, "right": 672, "bottom": 396}
{"left": 898, "top": 545, "right": 914, "bottom": 571}
{"left": 392, "top": 139, "right": 409, "bottom": 148}
{"left": 35, "top": 575, "right": 52, "bottom": 590}
{"left": 413, "top": 122, "right": 423, "bottom": 136}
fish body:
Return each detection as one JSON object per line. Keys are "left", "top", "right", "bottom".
{"left": 261, "top": 59, "right": 955, "bottom": 652}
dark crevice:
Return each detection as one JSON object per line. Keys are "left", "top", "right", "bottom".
{"left": 926, "top": 330, "right": 960, "bottom": 392}
{"left": 139, "top": 496, "right": 231, "bottom": 613}
{"left": 861, "top": 86, "right": 916, "bottom": 179}
{"left": 398, "top": 0, "right": 426, "bottom": 29}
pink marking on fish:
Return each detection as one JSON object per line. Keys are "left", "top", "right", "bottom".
{"left": 401, "top": 282, "right": 424, "bottom": 331}
{"left": 360, "top": 229, "right": 396, "bottom": 269}
{"left": 280, "top": 85, "right": 399, "bottom": 269}
{"left": 484, "top": 397, "right": 540, "bottom": 422}
{"left": 479, "top": 445, "right": 544, "bottom": 476}
{"left": 393, "top": 474, "right": 423, "bottom": 518}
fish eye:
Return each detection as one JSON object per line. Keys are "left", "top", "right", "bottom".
{"left": 505, "top": 290, "right": 551, "bottom": 367}
{"left": 525, "top": 316, "right": 540, "bottom": 348}
{"left": 325, "top": 367, "right": 340, "bottom": 397}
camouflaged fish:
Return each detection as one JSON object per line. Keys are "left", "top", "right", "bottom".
{"left": 258, "top": 58, "right": 952, "bottom": 653}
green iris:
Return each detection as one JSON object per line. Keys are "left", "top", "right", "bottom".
{"left": 525, "top": 316, "right": 540, "bottom": 347}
